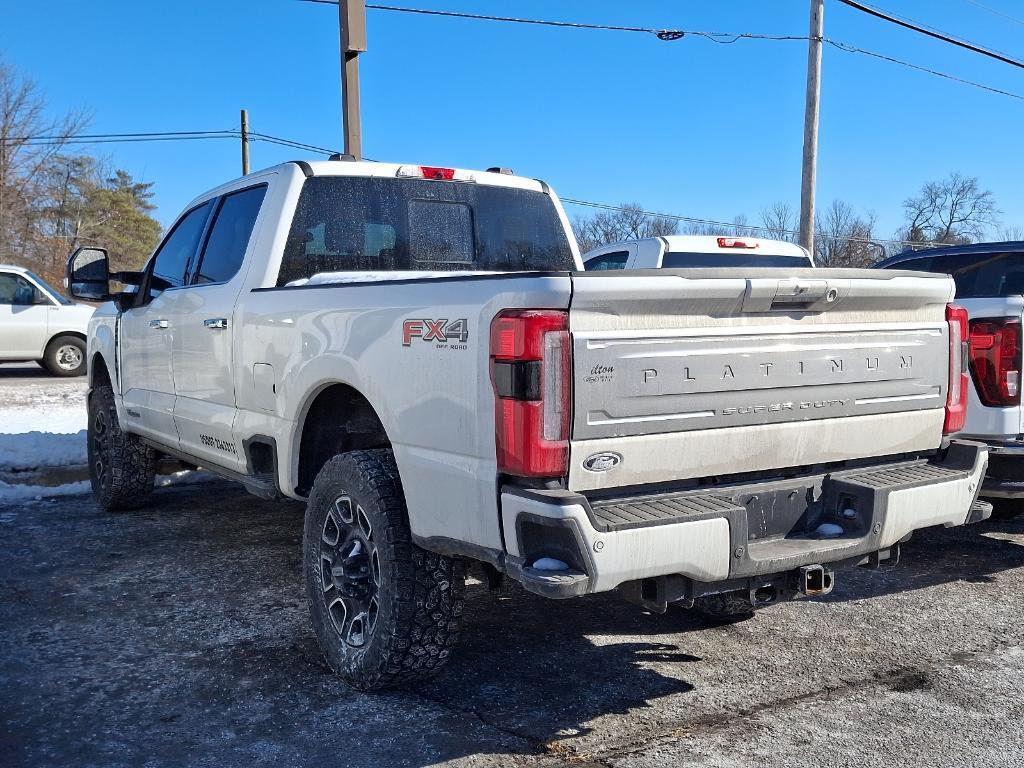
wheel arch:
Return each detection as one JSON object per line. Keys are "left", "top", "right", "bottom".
{"left": 292, "top": 381, "right": 392, "bottom": 497}
{"left": 88, "top": 351, "right": 114, "bottom": 390}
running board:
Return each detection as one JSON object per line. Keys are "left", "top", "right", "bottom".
{"left": 140, "top": 438, "right": 282, "bottom": 500}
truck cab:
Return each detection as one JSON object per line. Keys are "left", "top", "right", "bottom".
{"left": 582, "top": 235, "right": 814, "bottom": 271}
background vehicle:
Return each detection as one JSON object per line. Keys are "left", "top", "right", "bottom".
{"left": 69, "top": 160, "right": 988, "bottom": 690}
{"left": 0, "top": 264, "right": 93, "bottom": 376}
{"left": 582, "top": 235, "right": 814, "bottom": 271}
{"left": 877, "top": 242, "right": 1024, "bottom": 502}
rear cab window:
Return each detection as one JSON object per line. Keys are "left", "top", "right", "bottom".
{"left": 277, "top": 176, "right": 575, "bottom": 285}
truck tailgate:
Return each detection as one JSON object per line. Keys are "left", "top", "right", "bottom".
{"left": 568, "top": 269, "right": 955, "bottom": 492}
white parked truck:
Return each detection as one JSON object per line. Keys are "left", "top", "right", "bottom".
{"left": 0, "top": 264, "right": 93, "bottom": 376}
{"left": 68, "top": 159, "right": 990, "bottom": 689}
{"left": 878, "top": 242, "right": 1024, "bottom": 502}
{"left": 582, "top": 235, "right": 813, "bottom": 271}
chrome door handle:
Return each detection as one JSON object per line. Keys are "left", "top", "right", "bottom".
{"left": 203, "top": 318, "right": 229, "bottom": 330}
{"left": 150, "top": 319, "right": 168, "bottom": 329}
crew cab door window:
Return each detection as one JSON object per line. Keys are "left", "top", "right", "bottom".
{"left": 147, "top": 201, "right": 213, "bottom": 298}
{"left": 584, "top": 251, "right": 629, "bottom": 271}
{"left": 192, "top": 186, "right": 267, "bottom": 285}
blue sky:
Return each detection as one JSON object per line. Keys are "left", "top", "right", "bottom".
{"left": 2, "top": 0, "right": 1022, "bottom": 241}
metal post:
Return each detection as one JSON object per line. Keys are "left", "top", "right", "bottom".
{"left": 798, "top": 0, "right": 824, "bottom": 256}
{"left": 240, "top": 109, "right": 250, "bottom": 175}
{"left": 340, "top": 0, "right": 367, "bottom": 160}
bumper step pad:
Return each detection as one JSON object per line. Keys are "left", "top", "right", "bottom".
{"left": 591, "top": 493, "right": 744, "bottom": 532}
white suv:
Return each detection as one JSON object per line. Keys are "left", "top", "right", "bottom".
{"left": 0, "top": 264, "right": 94, "bottom": 376}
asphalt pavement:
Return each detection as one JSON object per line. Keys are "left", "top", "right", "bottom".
{"left": 1, "top": 480, "right": 1023, "bottom": 767}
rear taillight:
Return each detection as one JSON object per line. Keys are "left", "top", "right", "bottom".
{"left": 969, "top": 316, "right": 1022, "bottom": 408}
{"left": 490, "top": 310, "right": 570, "bottom": 477}
{"left": 944, "top": 304, "right": 970, "bottom": 434}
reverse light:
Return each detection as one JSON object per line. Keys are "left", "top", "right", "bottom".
{"left": 490, "top": 310, "right": 570, "bottom": 477}
{"left": 717, "top": 237, "right": 759, "bottom": 249}
{"left": 969, "top": 316, "right": 1022, "bottom": 408}
{"left": 944, "top": 304, "right": 970, "bottom": 434}
{"left": 396, "top": 165, "right": 474, "bottom": 182}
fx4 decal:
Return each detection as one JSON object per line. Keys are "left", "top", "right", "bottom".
{"left": 402, "top": 318, "right": 470, "bottom": 348}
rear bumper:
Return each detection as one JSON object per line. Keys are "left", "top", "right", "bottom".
{"left": 962, "top": 437, "right": 1024, "bottom": 499}
{"left": 500, "top": 440, "right": 989, "bottom": 598}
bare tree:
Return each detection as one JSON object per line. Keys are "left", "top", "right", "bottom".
{"left": 573, "top": 202, "right": 678, "bottom": 253}
{"left": 814, "top": 200, "right": 882, "bottom": 267}
{"left": 900, "top": 173, "right": 999, "bottom": 245}
{"left": 998, "top": 225, "right": 1024, "bottom": 241}
{"left": 760, "top": 201, "right": 797, "bottom": 242}
{"left": 0, "top": 58, "right": 89, "bottom": 263}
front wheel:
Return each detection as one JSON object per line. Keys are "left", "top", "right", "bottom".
{"left": 43, "top": 335, "right": 86, "bottom": 376}
{"left": 304, "top": 449, "right": 465, "bottom": 690}
{"left": 88, "top": 384, "right": 156, "bottom": 510}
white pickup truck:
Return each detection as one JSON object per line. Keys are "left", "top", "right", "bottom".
{"left": 68, "top": 159, "right": 990, "bottom": 690}
{"left": 582, "top": 235, "right": 813, "bottom": 271}
{"left": 878, "top": 242, "right": 1024, "bottom": 503}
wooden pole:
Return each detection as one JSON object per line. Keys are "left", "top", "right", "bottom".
{"left": 340, "top": 0, "right": 367, "bottom": 160}
{"left": 799, "top": 0, "right": 824, "bottom": 255}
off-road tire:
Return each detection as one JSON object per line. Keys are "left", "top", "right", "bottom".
{"left": 688, "top": 592, "right": 756, "bottom": 625}
{"left": 304, "top": 449, "right": 465, "bottom": 690}
{"left": 43, "top": 335, "right": 86, "bottom": 377}
{"left": 88, "top": 384, "right": 156, "bottom": 511}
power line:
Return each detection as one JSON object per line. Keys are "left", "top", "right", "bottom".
{"left": 295, "top": 0, "right": 1024, "bottom": 102}
{"left": 561, "top": 197, "right": 929, "bottom": 250}
{"left": 825, "top": 39, "right": 1024, "bottom": 100}
{"left": 834, "top": 0, "right": 1024, "bottom": 70}
{"left": 296, "top": 0, "right": 808, "bottom": 43}
{"left": 959, "top": 0, "right": 1024, "bottom": 28}
{"left": 1, "top": 130, "right": 238, "bottom": 145}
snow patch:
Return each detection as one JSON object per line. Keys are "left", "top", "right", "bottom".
{"left": 287, "top": 270, "right": 502, "bottom": 287}
{"left": 0, "top": 404, "right": 86, "bottom": 436}
{"left": 0, "top": 431, "right": 86, "bottom": 471}
{"left": 531, "top": 557, "right": 570, "bottom": 571}
{"left": 816, "top": 523, "right": 845, "bottom": 538}
{"left": 0, "top": 470, "right": 219, "bottom": 503}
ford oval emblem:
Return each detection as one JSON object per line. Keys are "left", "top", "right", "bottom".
{"left": 583, "top": 452, "right": 622, "bottom": 472}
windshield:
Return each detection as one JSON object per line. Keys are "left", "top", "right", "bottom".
{"left": 25, "top": 270, "right": 72, "bottom": 304}
{"left": 277, "top": 176, "right": 575, "bottom": 286}
{"left": 662, "top": 252, "right": 813, "bottom": 269}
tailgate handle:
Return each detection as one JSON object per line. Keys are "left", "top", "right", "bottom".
{"left": 743, "top": 279, "right": 842, "bottom": 313}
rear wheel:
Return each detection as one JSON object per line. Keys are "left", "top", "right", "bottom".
{"left": 304, "top": 449, "right": 465, "bottom": 690}
{"left": 88, "top": 384, "right": 156, "bottom": 510}
{"left": 43, "top": 335, "right": 86, "bottom": 376}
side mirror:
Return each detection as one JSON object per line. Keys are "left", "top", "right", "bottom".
{"left": 66, "top": 247, "right": 111, "bottom": 301}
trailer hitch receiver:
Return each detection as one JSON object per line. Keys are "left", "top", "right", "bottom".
{"left": 798, "top": 564, "right": 834, "bottom": 597}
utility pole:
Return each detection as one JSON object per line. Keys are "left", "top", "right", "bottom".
{"left": 798, "top": 0, "right": 824, "bottom": 256}
{"left": 339, "top": 0, "right": 367, "bottom": 160}
{"left": 240, "top": 109, "right": 250, "bottom": 175}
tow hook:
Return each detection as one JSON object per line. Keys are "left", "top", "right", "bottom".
{"left": 798, "top": 564, "right": 834, "bottom": 597}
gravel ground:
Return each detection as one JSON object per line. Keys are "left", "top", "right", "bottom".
{"left": 1, "top": 479, "right": 1023, "bottom": 767}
